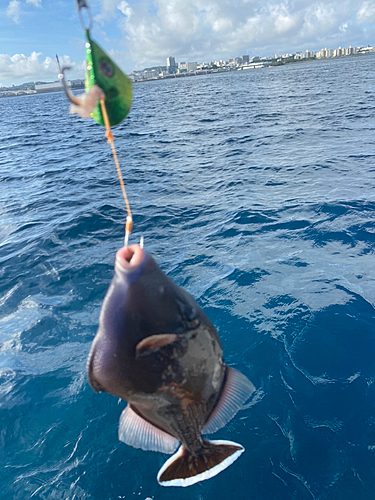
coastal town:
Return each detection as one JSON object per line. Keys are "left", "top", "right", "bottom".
{"left": 130, "top": 44, "right": 374, "bottom": 82}
{"left": 1, "top": 43, "right": 374, "bottom": 98}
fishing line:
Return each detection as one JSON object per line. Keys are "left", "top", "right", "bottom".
{"left": 58, "top": 0, "right": 134, "bottom": 246}
{"left": 99, "top": 98, "right": 133, "bottom": 246}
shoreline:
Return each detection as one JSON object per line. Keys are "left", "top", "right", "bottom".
{"left": 1, "top": 51, "right": 373, "bottom": 98}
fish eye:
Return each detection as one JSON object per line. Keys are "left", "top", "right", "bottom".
{"left": 188, "top": 318, "right": 200, "bottom": 329}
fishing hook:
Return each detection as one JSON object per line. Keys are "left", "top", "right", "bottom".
{"left": 56, "top": 55, "right": 81, "bottom": 106}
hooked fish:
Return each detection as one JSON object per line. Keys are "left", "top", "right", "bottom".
{"left": 87, "top": 244, "right": 255, "bottom": 487}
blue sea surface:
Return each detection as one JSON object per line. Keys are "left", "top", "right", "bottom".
{"left": 1, "top": 55, "right": 375, "bottom": 500}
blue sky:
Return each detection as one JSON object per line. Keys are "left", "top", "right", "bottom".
{"left": 1, "top": 0, "right": 375, "bottom": 86}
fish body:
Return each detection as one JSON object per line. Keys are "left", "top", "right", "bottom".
{"left": 87, "top": 245, "right": 255, "bottom": 486}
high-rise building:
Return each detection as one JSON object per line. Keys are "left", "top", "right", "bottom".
{"left": 178, "top": 62, "right": 187, "bottom": 72}
{"left": 316, "top": 48, "right": 334, "bottom": 58}
{"left": 302, "top": 50, "right": 315, "bottom": 59}
{"left": 333, "top": 47, "right": 343, "bottom": 57}
{"left": 177, "top": 61, "right": 197, "bottom": 73}
{"left": 346, "top": 45, "right": 357, "bottom": 55}
{"left": 186, "top": 62, "right": 197, "bottom": 72}
{"left": 242, "top": 55, "right": 249, "bottom": 64}
{"left": 144, "top": 70, "right": 159, "bottom": 79}
{"left": 167, "top": 56, "right": 176, "bottom": 74}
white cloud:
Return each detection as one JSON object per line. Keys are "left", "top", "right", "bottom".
{"left": 0, "top": 52, "right": 85, "bottom": 84}
{"left": 340, "top": 22, "right": 349, "bottom": 32}
{"left": 357, "top": 1, "right": 375, "bottom": 24}
{"left": 301, "top": 3, "right": 337, "bottom": 37}
{"left": 6, "top": 0, "right": 22, "bottom": 24}
{"left": 104, "top": 0, "right": 374, "bottom": 68}
{"left": 26, "top": 0, "right": 42, "bottom": 8}
{"left": 118, "top": 0, "right": 132, "bottom": 18}
{"left": 26, "top": 0, "right": 42, "bottom": 7}
{"left": 271, "top": 4, "right": 299, "bottom": 35}
{"left": 95, "top": 0, "right": 122, "bottom": 23}
{"left": 6, "top": 0, "right": 42, "bottom": 25}
{"left": 2, "top": 0, "right": 375, "bottom": 84}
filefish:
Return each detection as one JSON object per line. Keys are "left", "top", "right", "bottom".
{"left": 87, "top": 244, "right": 255, "bottom": 487}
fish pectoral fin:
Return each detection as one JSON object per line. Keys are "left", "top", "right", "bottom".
{"left": 157, "top": 439, "right": 244, "bottom": 487}
{"left": 119, "top": 404, "right": 179, "bottom": 454}
{"left": 203, "top": 366, "right": 256, "bottom": 434}
{"left": 135, "top": 333, "right": 179, "bottom": 356}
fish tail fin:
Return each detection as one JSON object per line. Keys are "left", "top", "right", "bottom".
{"left": 157, "top": 439, "right": 244, "bottom": 487}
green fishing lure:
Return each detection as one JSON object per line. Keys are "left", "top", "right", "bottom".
{"left": 84, "top": 30, "right": 132, "bottom": 127}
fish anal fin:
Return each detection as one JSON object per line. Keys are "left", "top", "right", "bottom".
{"left": 157, "top": 439, "right": 244, "bottom": 487}
{"left": 136, "top": 334, "right": 179, "bottom": 354}
{"left": 119, "top": 404, "right": 179, "bottom": 454}
{"left": 203, "top": 366, "right": 255, "bottom": 434}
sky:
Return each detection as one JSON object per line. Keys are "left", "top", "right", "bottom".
{"left": 1, "top": 0, "right": 375, "bottom": 86}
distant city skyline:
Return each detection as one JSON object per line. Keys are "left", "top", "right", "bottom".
{"left": 1, "top": 0, "right": 375, "bottom": 86}
{"left": 2, "top": 42, "right": 374, "bottom": 95}
{"left": 128, "top": 44, "right": 373, "bottom": 81}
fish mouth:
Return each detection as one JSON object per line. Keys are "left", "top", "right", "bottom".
{"left": 115, "top": 244, "right": 144, "bottom": 273}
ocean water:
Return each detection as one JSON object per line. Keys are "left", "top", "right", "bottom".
{"left": 1, "top": 54, "right": 375, "bottom": 500}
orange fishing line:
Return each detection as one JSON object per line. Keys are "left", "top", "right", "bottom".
{"left": 100, "top": 98, "right": 133, "bottom": 243}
